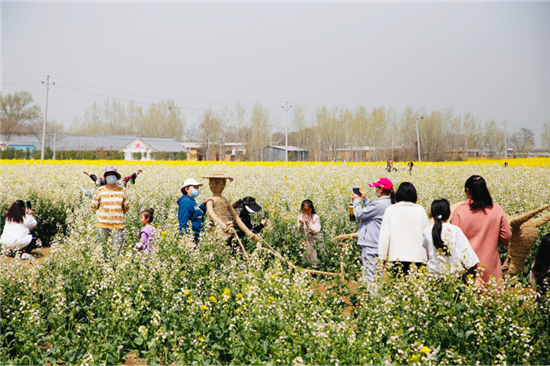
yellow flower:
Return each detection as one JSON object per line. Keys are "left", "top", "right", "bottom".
{"left": 420, "top": 346, "right": 429, "bottom": 355}
{"left": 209, "top": 296, "right": 217, "bottom": 303}
{"left": 270, "top": 274, "right": 276, "bottom": 280}
{"left": 268, "top": 296, "right": 274, "bottom": 303}
{"left": 200, "top": 305, "right": 208, "bottom": 312}
{"left": 237, "top": 307, "right": 242, "bottom": 312}
{"left": 202, "top": 314, "right": 209, "bottom": 320}
{"left": 183, "top": 289, "right": 190, "bottom": 296}
{"left": 161, "top": 231, "right": 167, "bottom": 236}
{"left": 198, "top": 337, "right": 205, "bottom": 343}
{"left": 236, "top": 293, "right": 243, "bottom": 299}
{"left": 223, "top": 288, "right": 231, "bottom": 296}
{"left": 411, "top": 354, "right": 420, "bottom": 362}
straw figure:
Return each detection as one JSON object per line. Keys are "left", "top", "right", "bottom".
{"left": 502, "top": 204, "right": 550, "bottom": 276}
{"left": 202, "top": 172, "right": 260, "bottom": 253}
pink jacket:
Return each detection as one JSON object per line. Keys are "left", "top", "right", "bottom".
{"left": 451, "top": 200, "right": 511, "bottom": 283}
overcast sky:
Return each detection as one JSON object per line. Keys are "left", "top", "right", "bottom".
{"left": 2, "top": 1, "right": 549, "bottom": 144}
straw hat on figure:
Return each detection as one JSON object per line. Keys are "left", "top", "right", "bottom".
{"left": 202, "top": 171, "right": 260, "bottom": 254}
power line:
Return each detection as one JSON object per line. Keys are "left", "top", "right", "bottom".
{"left": 4, "top": 75, "right": 284, "bottom": 109}
{"left": 56, "top": 83, "right": 227, "bottom": 112}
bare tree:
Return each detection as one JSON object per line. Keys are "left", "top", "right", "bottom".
{"left": 511, "top": 128, "right": 535, "bottom": 153}
{"left": 247, "top": 103, "right": 271, "bottom": 160}
{"left": 483, "top": 119, "right": 504, "bottom": 157}
{"left": 541, "top": 121, "right": 550, "bottom": 150}
{"left": 0, "top": 91, "right": 42, "bottom": 141}
{"left": 198, "top": 109, "right": 223, "bottom": 160}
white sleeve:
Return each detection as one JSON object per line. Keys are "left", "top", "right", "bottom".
{"left": 455, "top": 228, "right": 479, "bottom": 269}
{"left": 23, "top": 215, "right": 37, "bottom": 229}
{"left": 378, "top": 211, "right": 391, "bottom": 260}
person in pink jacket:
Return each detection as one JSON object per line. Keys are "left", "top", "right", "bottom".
{"left": 451, "top": 175, "right": 511, "bottom": 284}
{"left": 297, "top": 199, "right": 322, "bottom": 265}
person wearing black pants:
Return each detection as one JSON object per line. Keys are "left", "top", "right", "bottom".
{"left": 227, "top": 197, "right": 267, "bottom": 255}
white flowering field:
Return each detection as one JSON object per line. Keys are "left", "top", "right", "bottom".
{"left": 1, "top": 159, "right": 549, "bottom": 365}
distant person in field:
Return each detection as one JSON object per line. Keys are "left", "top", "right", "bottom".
{"left": 297, "top": 199, "right": 322, "bottom": 265}
{"left": 91, "top": 166, "right": 130, "bottom": 249}
{"left": 84, "top": 167, "right": 143, "bottom": 187}
{"left": 135, "top": 208, "right": 156, "bottom": 255}
{"left": 352, "top": 178, "right": 395, "bottom": 282}
{"left": 422, "top": 198, "right": 479, "bottom": 277}
{"left": 385, "top": 159, "right": 397, "bottom": 173}
{"left": 378, "top": 182, "right": 430, "bottom": 276}
{"left": 0, "top": 200, "right": 38, "bottom": 259}
{"left": 408, "top": 161, "right": 414, "bottom": 173}
{"left": 450, "top": 175, "right": 511, "bottom": 285}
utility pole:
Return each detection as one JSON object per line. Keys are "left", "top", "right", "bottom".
{"left": 415, "top": 116, "right": 423, "bottom": 162}
{"left": 41, "top": 76, "right": 55, "bottom": 160}
{"left": 282, "top": 101, "right": 292, "bottom": 162}
{"left": 53, "top": 132, "right": 57, "bottom": 160}
{"left": 502, "top": 119, "right": 509, "bottom": 160}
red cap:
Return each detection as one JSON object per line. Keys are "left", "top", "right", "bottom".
{"left": 368, "top": 177, "right": 393, "bottom": 190}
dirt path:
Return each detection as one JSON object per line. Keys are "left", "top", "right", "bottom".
{"left": 1, "top": 246, "right": 51, "bottom": 266}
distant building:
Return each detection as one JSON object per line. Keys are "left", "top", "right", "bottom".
{"left": 262, "top": 145, "right": 308, "bottom": 162}
{"left": 181, "top": 142, "right": 246, "bottom": 161}
{"left": 0, "top": 134, "right": 189, "bottom": 161}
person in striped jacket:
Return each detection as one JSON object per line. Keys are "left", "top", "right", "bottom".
{"left": 91, "top": 166, "right": 130, "bottom": 248}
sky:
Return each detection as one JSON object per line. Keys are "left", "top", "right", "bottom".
{"left": 2, "top": 1, "right": 549, "bottom": 144}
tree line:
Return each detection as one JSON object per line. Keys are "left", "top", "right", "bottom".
{"left": 196, "top": 102, "right": 546, "bottom": 161}
{"left": 1, "top": 91, "right": 548, "bottom": 162}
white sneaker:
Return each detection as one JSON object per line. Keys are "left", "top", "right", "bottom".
{"left": 21, "top": 253, "right": 32, "bottom": 260}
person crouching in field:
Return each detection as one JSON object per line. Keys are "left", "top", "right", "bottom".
{"left": 0, "top": 200, "right": 38, "bottom": 259}
{"left": 135, "top": 208, "right": 156, "bottom": 255}
{"left": 91, "top": 166, "right": 129, "bottom": 252}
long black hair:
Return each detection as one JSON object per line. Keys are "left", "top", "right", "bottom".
{"left": 300, "top": 199, "right": 316, "bottom": 215}
{"left": 395, "top": 182, "right": 417, "bottom": 203}
{"left": 532, "top": 234, "right": 550, "bottom": 295}
{"left": 6, "top": 200, "right": 26, "bottom": 224}
{"left": 465, "top": 175, "right": 493, "bottom": 210}
{"left": 431, "top": 198, "right": 451, "bottom": 255}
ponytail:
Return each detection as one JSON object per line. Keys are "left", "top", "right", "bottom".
{"left": 381, "top": 187, "right": 396, "bottom": 204}
{"left": 430, "top": 198, "right": 451, "bottom": 255}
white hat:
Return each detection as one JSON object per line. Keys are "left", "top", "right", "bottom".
{"left": 182, "top": 178, "right": 204, "bottom": 188}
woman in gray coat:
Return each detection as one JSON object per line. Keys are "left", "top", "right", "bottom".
{"left": 352, "top": 177, "right": 395, "bottom": 282}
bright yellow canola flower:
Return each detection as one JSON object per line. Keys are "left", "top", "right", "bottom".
{"left": 2, "top": 157, "right": 549, "bottom": 167}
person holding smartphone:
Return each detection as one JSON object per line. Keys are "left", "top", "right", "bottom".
{"left": 0, "top": 200, "right": 38, "bottom": 259}
{"left": 352, "top": 178, "right": 395, "bottom": 282}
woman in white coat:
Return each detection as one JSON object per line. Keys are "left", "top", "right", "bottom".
{"left": 0, "top": 200, "right": 38, "bottom": 257}
{"left": 378, "top": 182, "right": 429, "bottom": 275}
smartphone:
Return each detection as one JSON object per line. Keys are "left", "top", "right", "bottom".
{"left": 26, "top": 201, "right": 32, "bottom": 210}
{"left": 352, "top": 188, "right": 361, "bottom": 195}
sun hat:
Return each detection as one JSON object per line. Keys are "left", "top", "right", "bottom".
{"left": 368, "top": 177, "right": 393, "bottom": 190}
{"left": 202, "top": 171, "right": 234, "bottom": 181}
{"left": 103, "top": 166, "right": 121, "bottom": 180}
{"left": 242, "top": 196, "right": 262, "bottom": 213}
{"left": 182, "top": 178, "right": 204, "bottom": 188}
